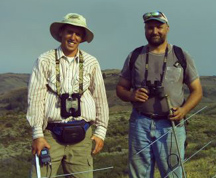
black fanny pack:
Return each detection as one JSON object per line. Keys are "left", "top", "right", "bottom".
{"left": 47, "top": 120, "right": 90, "bottom": 144}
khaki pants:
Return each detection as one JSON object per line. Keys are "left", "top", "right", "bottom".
{"left": 30, "top": 127, "right": 93, "bottom": 178}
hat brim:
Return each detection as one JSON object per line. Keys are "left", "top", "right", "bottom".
{"left": 50, "top": 22, "right": 94, "bottom": 43}
{"left": 145, "top": 18, "right": 167, "bottom": 24}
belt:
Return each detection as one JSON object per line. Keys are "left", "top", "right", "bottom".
{"left": 136, "top": 110, "right": 168, "bottom": 120}
{"left": 46, "top": 123, "right": 58, "bottom": 130}
{"left": 46, "top": 120, "right": 91, "bottom": 130}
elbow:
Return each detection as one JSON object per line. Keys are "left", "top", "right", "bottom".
{"left": 198, "top": 84, "right": 203, "bottom": 100}
{"left": 195, "top": 87, "right": 203, "bottom": 104}
{"left": 199, "top": 89, "right": 203, "bottom": 101}
{"left": 116, "top": 85, "right": 121, "bottom": 99}
{"left": 116, "top": 85, "right": 126, "bottom": 101}
{"left": 116, "top": 85, "right": 131, "bottom": 102}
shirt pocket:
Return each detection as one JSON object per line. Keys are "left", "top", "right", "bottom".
{"left": 165, "top": 66, "right": 182, "bottom": 83}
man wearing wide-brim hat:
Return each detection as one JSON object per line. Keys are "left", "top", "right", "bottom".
{"left": 27, "top": 13, "right": 109, "bottom": 178}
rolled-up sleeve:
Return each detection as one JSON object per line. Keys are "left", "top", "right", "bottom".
{"left": 89, "top": 62, "right": 109, "bottom": 140}
{"left": 26, "top": 57, "right": 48, "bottom": 140}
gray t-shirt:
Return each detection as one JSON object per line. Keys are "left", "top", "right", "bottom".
{"left": 120, "top": 44, "right": 199, "bottom": 115}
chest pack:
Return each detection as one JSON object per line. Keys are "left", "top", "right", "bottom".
{"left": 129, "top": 45, "right": 187, "bottom": 83}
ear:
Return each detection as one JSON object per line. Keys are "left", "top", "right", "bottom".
{"left": 58, "top": 26, "right": 65, "bottom": 38}
{"left": 166, "top": 25, "right": 170, "bottom": 32}
{"left": 59, "top": 32, "right": 62, "bottom": 37}
{"left": 58, "top": 31, "right": 63, "bottom": 42}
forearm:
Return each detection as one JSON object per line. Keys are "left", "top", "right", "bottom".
{"left": 94, "top": 92, "right": 109, "bottom": 140}
{"left": 116, "top": 85, "right": 132, "bottom": 102}
{"left": 91, "top": 66, "right": 109, "bottom": 140}
{"left": 26, "top": 64, "right": 47, "bottom": 139}
{"left": 182, "top": 88, "right": 202, "bottom": 114}
{"left": 27, "top": 101, "right": 45, "bottom": 139}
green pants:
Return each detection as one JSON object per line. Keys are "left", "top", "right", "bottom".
{"left": 30, "top": 127, "right": 93, "bottom": 178}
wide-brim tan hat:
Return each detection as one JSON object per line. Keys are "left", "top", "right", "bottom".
{"left": 50, "top": 13, "right": 94, "bottom": 43}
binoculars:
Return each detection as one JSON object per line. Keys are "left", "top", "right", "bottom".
{"left": 60, "top": 93, "right": 81, "bottom": 118}
{"left": 144, "top": 80, "right": 165, "bottom": 99}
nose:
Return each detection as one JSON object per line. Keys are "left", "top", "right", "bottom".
{"left": 152, "top": 27, "right": 159, "bottom": 34}
{"left": 71, "top": 32, "right": 77, "bottom": 40}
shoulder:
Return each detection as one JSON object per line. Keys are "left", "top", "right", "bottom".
{"left": 32, "top": 49, "right": 56, "bottom": 70}
{"left": 171, "top": 45, "right": 192, "bottom": 59}
{"left": 171, "top": 45, "right": 196, "bottom": 68}
{"left": 177, "top": 47, "right": 195, "bottom": 67}
{"left": 37, "top": 49, "right": 55, "bottom": 63}
{"left": 130, "top": 45, "right": 147, "bottom": 56}
{"left": 81, "top": 50, "right": 99, "bottom": 66}
{"left": 173, "top": 46, "right": 199, "bottom": 83}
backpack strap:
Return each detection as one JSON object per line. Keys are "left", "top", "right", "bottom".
{"left": 129, "top": 46, "right": 143, "bottom": 88}
{"left": 46, "top": 49, "right": 84, "bottom": 96}
{"left": 129, "top": 46, "right": 144, "bottom": 71}
{"left": 129, "top": 45, "right": 187, "bottom": 86}
{"left": 173, "top": 45, "right": 187, "bottom": 82}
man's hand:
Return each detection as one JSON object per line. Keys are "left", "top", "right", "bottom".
{"left": 91, "top": 135, "right": 104, "bottom": 155}
{"left": 169, "top": 78, "right": 203, "bottom": 122}
{"left": 130, "top": 88, "right": 149, "bottom": 102}
{"left": 116, "top": 77, "right": 149, "bottom": 102}
{"left": 32, "top": 137, "right": 51, "bottom": 156}
{"left": 169, "top": 107, "right": 187, "bottom": 121}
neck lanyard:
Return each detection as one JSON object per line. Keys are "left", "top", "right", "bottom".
{"left": 144, "top": 45, "right": 168, "bottom": 85}
{"left": 55, "top": 49, "right": 84, "bottom": 96}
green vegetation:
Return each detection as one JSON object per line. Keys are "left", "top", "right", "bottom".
{"left": 0, "top": 72, "right": 215, "bottom": 177}
{"left": 0, "top": 111, "right": 215, "bottom": 178}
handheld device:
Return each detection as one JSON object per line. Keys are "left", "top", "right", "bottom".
{"left": 39, "top": 147, "right": 51, "bottom": 165}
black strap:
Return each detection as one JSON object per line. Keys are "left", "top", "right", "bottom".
{"left": 129, "top": 46, "right": 143, "bottom": 71}
{"left": 129, "top": 45, "right": 187, "bottom": 83}
{"left": 173, "top": 45, "right": 186, "bottom": 81}
{"left": 144, "top": 46, "right": 168, "bottom": 85}
{"left": 47, "top": 49, "right": 84, "bottom": 96}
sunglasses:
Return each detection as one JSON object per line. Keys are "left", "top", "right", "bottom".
{"left": 143, "top": 11, "right": 165, "bottom": 21}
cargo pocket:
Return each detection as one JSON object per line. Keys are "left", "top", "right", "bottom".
{"left": 87, "top": 155, "right": 93, "bottom": 168}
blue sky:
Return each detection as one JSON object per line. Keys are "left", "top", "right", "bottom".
{"left": 0, "top": 0, "right": 215, "bottom": 76}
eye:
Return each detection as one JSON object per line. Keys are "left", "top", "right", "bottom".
{"left": 67, "top": 30, "right": 82, "bottom": 37}
{"left": 156, "top": 25, "right": 164, "bottom": 30}
{"left": 75, "top": 32, "right": 82, "bottom": 37}
{"left": 148, "top": 26, "right": 154, "bottom": 31}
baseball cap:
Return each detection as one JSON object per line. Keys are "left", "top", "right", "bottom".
{"left": 143, "top": 11, "right": 169, "bottom": 25}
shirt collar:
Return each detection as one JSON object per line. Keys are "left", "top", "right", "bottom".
{"left": 56, "top": 46, "right": 80, "bottom": 62}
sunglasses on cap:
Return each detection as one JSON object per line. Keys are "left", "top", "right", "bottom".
{"left": 143, "top": 11, "right": 166, "bottom": 21}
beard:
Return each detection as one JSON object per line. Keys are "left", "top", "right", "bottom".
{"left": 146, "top": 34, "right": 166, "bottom": 47}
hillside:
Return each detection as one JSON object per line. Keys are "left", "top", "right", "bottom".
{"left": 0, "top": 71, "right": 215, "bottom": 114}
{"left": 0, "top": 73, "right": 29, "bottom": 94}
{"left": 0, "top": 71, "right": 215, "bottom": 177}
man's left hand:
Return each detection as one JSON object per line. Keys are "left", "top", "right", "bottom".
{"left": 169, "top": 107, "right": 187, "bottom": 121}
{"left": 91, "top": 135, "right": 104, "bottom": 155}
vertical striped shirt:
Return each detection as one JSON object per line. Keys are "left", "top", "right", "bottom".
{"left": 26, "top": 46, "right": 109, "bottom": 140}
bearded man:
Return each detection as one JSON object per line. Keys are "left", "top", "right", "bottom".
{"left": 116, "top": 11, "right": 202, "bottom": 178}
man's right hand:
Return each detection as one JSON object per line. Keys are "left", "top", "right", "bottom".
{"left": 116, "top": 77, "right": 149, "bottom": 103}
{"left": 32, "top": 137, "right": 51, "bottom": 156}
{"left": 130, "top": 88, "right": 149, "bottom": 102}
